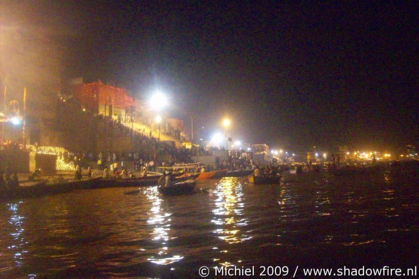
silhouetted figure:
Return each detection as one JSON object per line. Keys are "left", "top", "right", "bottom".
{"left": 0, "top": 171, "right": 5, "bottom": 189}
{"left": 11, "top": 172, "right": 19, "bottom": 188}
{"left": 75, "top": 165, "right": 82, "bottom": 180}
{"left": 87, "top": 166, "right": 92, "bottom": 178}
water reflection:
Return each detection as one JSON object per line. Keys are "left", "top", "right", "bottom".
{"left": 211, "top": 178, "right": 251, "bottom": 245}
{"left": 144, "top": 187, "right": 183, "bottom": 265}
{"left": 6, "top": 201, "right": 28, "bottom": 268}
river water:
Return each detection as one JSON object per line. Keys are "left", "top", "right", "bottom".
{"left": 0, "top": 170, "right": 418, "bottom": 278}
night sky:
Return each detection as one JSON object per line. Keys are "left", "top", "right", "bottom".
{"left": 3, "top": 1, "right": 418, "bottom": 151}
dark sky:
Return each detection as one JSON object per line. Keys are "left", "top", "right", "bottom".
{"left": 5, "top": 1, "right": 419, "bottom": 151}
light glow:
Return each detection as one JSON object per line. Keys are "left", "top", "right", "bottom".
{"left": 210, "top": 132, "right": 224, "bottom": 147}
{"left": 9, "top": 116, "right": 22, "bottom": 126}
{"left": 222, "top": 118, "right": 231, "bottom": 128}
{"left": 155, "top": 115, "right": 162, "bottom": 124}
{"left": 233, "top": 140, "right": 242, "bottom": 147}
{"left": 149, "top": 91, "right": 169, "bottom": 111}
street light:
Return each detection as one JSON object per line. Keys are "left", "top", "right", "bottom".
{"left": 149, "top": 90, "right": 169, "bottom": 112}
{"left": 221, "top": 117, "right": 231, "bottom": 150}
{"left": 155, "top": 115, "right": 162, "bottom": 141}
{"left": 9, "top": 116, "right": 22, "bottom": 126}
{"left": 233, "top": 140, "right": 242, "bottom": 148}
{"left": 222, "top": 118, "right": 231, "bottom": 129}
{"left": 210, "top": 132, "right": 224, "bottom": 148}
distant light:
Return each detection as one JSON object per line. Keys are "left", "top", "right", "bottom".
{"left": 233, "top": 140, "right": 242, "bottom": 147}
{"left": 82, "top": 108, "right": 86, "bottom": 112}
{"left": 292, "top": 153, "right": 295, "bottom": 157}
{"left": 346, "top": 152, "right": 350, "bottom": 155}
{"left": 200, "top": 138, "right": 203, "bottom": 141}
{"left": 222, "top": 118, "right": 231, "bottom": 128}
{"left": 285, "top": 151, "right": 289, "bottom": 155}
{"left": 315, "top": 152, "right": 319, "bottom": 157}
{"left": 210, "top": 132, "right": 224, "bottom": 147}
{"left": 323, "top": 153, "right": 327, "bottom": 159}
{"left": 155, "top": 115, "right": 162, "bottom": 124}
{"left": 247, "top": 147, "right": 251, "bottom": 151}
{"left": 149, "top": 91, "right": 169, "bottom": 111}
{"left": 9, "top": 116, "right": 22, "bottom": 126}
{"left": 279, "top": 149, "right": 284, "bottom": 154}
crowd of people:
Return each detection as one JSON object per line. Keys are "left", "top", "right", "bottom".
{"left": 253, "top": 165, "right": 281, "bottom": 177}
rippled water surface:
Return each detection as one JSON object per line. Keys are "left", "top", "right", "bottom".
{"left": 0, "top": 171, "right": 418, "bottom": 278}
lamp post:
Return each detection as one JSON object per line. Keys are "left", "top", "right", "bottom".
{"left": 155, "top": 115, "right": 162, "bottom": 141}
{"left": 148, "top": 90, "right": 168, "bottom": 141}
{"left": 222, "top": 117, "right": 231, "bottom": 150}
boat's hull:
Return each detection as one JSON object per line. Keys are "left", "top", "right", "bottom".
{"left": 249, "top": 175, "right": 281, "bottom": 184}
{"left": 212, "top": 170, "right": 228, "bottom": 179}
{"left": 158, "top": 180, "right": 196, "bottom": 195}
{"left": 224, "top": 169, "right": 254, "bottom": 177}
{"left": 196, "top": 171, "right": 216, "bottom": 180}
{"left": 94, "top": 176, "right": 160, "bottom": 188}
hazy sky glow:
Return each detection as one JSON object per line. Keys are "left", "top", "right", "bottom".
{"left": 1, "top": 1, "right": 417, "bottom": 151}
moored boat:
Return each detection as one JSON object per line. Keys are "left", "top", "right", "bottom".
{"left": 175, "top": 173, "right": 199, "bottom": 182}
{"left": 211, "top": 169, "right": 228, "bottom": 179}
{"left": 94, "top": 176, "right": 160, "bottom": 188}
{"left": 224, "top": 169, "right": 254, "bottom": 177}
{"left": 196, "top": 170, "right": 216, "bottom": 180}
{"left": 158, "top": 180, "right": 196, "bottom": 195}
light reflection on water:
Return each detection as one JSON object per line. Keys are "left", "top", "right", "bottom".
{"left": 7, "top": 201, "right": 27, "bottom": 268}
{"left": 144, "top": 187, "right": 184, "bottom": 265}
{"left": 211, "top": 178, "right": 251, "bottom": 246}
{"left": 0, "top": 170, "right": 417, "bottom": 278}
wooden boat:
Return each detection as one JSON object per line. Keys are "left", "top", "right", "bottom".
{"left": 93, "top": 176, "right": 160, "bottom": 188}
{"left": 196, "top": 170, "right": 217, "bottom": 180}
{"left": 175, "top": 173, "right": 199, "bottom": 182}
{"left": 224, "top": 169, "right": 254, "bottom": 177}
{"left": 248, "top": 175, "right": 281, "bottom": 184}
{"left": 211, "top": 169, "right": 228, "bottom": 179}
{"left": 158, "top": 180, "right": 196, "bottom": 195}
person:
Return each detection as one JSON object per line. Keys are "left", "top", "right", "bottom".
{"left": 121, "top": 168, "right": 127, "bottom": 178}
{"left": 254, "top": 166, "right": 261, "bottom": 177}
{"left": 158, "top": 172, "right": 166, "bottom": 186}
{"left": 0, "top": 171, "right": 5, "bottom": 189}
{"left": 75, "top": 165, "right": 82, "bottom": 180}
{"left": 113, "top": 167, "right": 120, "bottom": 178}
{"left": 164, "top": 172, "right": 173, "bottom": 187}
{"left": 10, "top": 172, "right": 19, "bottom": 188}
{"left": 87, "top": 166, "right": 92, "bottom": 178}
{"left": 103, "top": 167, "right": 110, "bottom": 179}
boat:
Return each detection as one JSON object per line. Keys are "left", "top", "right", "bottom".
{"left": 175, "top": 173, "right": 199, "bottom": 182}
{"left": 158, "top": 180, "right": 196, "bottom": 195}
{"left": 223, "top": 169, "right": 254, "bottom": 177}
{"left": 196, "top": 170, "right": 217, "bottom": 180}
{"left": 248, "top": 175, "right": 281, "bottom": 184}
{"left": 211, "top": 169, "right": 228, "bottom": 179}
{"left": 93, "top": 176, "right": 160, "bottom": 188}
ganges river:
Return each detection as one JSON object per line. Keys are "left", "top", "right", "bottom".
{"left": 0, "top": 170, "right": 418, "bottom": 278}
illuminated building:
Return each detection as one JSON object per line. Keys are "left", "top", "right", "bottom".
{"left": 73, "top": 80, "right": 135, "bottom": 121}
